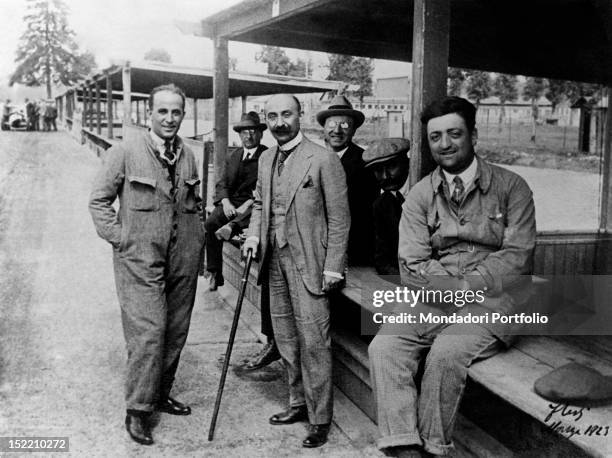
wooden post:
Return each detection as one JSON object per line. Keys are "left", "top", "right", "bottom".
{"left": 122, "top": 62, "right": 132, "bottom": 138}
{"left": 213, "top": 36, "right": 229, "bottom": 189}
{"left": 409, "top": 0, "right": 450, "bottom": 186}
{"left": 193, "top": 98, "right": 198, "bottom": 138}
{"left": 81, "top": 85, "right": 87, "bottom": 127}
{"left": 599, "top": 87, "right": 612, "bottom": 231}
{"left": 106, "top": 71, "right": 114, "bottom": 139}
{"left": 95, "top": 80, "right": 101, "bottom": 135}
{"left": 241, "top": 95, "right": 247, "bottom": 114}
{"left": 136, "top": 99, "right": 140, "bottom": 126}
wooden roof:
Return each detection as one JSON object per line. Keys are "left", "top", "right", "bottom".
{"left": 200, "top": 0, "right": 612, "bottom": 85}
{"left": 83, "top": 61, "right": 341, "bottom": 99}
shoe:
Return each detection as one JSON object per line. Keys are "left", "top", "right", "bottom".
{"left": 125, "top": 414, "right": 153, "bottom": 445}
{"left": 388, "top": 446, "right": 428, "bottom": 458}
{"left": 215, "top": 224, "right": 234, "bottom": 241}
{"left": 157, "top": 396, "right": 191, "bottom": 416}
{"left": 269, "top": 405, "right": 308, "bottom": 425}
{"left": 302, "top": 423, "right": 330, "bottom": 448}
{"left": 208, "top": 273, "right": 224, "bottom": 291}
{"left": 244, "top": 339, "right": 281, "bottom": 371}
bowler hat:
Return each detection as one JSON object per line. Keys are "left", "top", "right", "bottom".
{"left": 316, "top": 95, "right": 365, "bottom": 128}
{"left": 233, "top": 111, "right": 267, "bottom": 132}
{"left": 363, "top": 138, "right": 410, "bottom": 168}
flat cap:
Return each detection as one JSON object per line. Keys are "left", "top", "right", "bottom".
{"left": 363, "top": 138, "right": 410, "bottom": 168}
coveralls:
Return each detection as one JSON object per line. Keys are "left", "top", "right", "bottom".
{"left": 89, "top": 130, "right": 204, "bottom": 412}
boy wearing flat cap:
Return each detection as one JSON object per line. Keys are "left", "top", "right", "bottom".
{"left": 363, "top": 138, "right": 410, "bottom": 276}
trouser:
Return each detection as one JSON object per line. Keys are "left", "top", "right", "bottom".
{"left": 268, "top": 240, "right": 332, "bottom": 424}
{"left": 259, "top": 274, "right": 273, "bottom": 338}
{"left": 368, "top": 305, "right": 501, "bottom": 455}
{"left": 113, "top": 245, "right": 200, "bottom": 413}
{"left": 204, "top": 204, "right": 251, "bottom": 274}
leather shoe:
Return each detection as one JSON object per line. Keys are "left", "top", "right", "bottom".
{"left": 208, "top": 273, "right": 224, "bottom": 291}
{"left": 125, "top": 414, "right": 153, "bottom": 445}
{"left": 302, "top": 423, "right": 330, "bottom": 448}
{"left": 244, "top": 339, "right": 281, "bottom": 371}
{"left": 157, "top": 396, "right": 191, "bottom": 416}
{"left": 269, "top": 405, "right": 308, "bottom": 425}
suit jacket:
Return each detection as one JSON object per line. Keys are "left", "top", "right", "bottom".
{"left": 340, "top": 142, "right": 379, "bottom": 265}
{"left": 248, "top": 135, "right": 350, "bottom": 295}
{"left": 373, "top": 191, "right": 403, "bottom": 275}
{"left": 214, "top": 144, "right": 266, "bottom": 206}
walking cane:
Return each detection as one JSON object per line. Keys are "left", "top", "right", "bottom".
{"left": 208, "top": 247, "right": 254, "bottom": 441}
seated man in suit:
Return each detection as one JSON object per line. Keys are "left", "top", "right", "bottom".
{"left": 362, "top": 138, "right": 410, "bottom": 276}
{"left": 316, "top": 95, "right": 379, "bottom": 266}
{"left": 204, "top": 111, "right": 267, "bottom": 291}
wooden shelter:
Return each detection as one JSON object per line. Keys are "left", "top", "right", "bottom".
{"left": 193, "top": 1, "right": 612, "bottom": 456}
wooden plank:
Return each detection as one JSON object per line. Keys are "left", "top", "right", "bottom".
{"left": 106, "top": 72, "right": 113, "bottom": 139}
{"left": 95, "top": 81, "right": 101, "bottom": 135}
{"left": 409, "top": 0, "right": 450, "bottom": 185}
{"left": 452, "top": 415, "right": 514, "bottom": 458}
{"left": 600, "top": 86, "right": 612, "bottom": 231}
{"left": 122, "top": 62, "right": 132, "bottom": 139}
{"left": 469, "top": 349, "right": 612, "bottom": 458}
{"left": 213, "top": 36, "right": 229, "bottom": 197}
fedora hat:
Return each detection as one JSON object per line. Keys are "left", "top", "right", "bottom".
{"left": 316, "top": 95, "right": 365, "bottom": 128}
{"left": 233, "top": 111, "right": 267, "bottom": 132}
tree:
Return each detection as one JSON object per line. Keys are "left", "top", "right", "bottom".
{"left": 10, "top": 0, "right": 96, "bottom": 98}
{"left": 256, "top": 46, "right": 305, "bottom": 77}
{"left": 447, "top": 67, "right": 466, "bottom": 96}
{"left": 492, "top": 73, "right": 518, "bottom": 128}
{"left": 523, "top": 76, "right": 548, "bottom": 143}
{"left": 327, "top": 54, "right": 373, "bottom": 102}
{"left": 144, "top": 48, "right": 172, "bottom": 64}
{"left": 465, "top": 70, "right": 491, "bottom": 107}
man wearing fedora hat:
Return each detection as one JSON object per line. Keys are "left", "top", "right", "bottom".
{"left": 363, "top": 138, "right": 410, "bottom": 276}
{"left": 204, "top": 111, "right": 267, "bottom": 291}
{"left": 316, "top": 95, "right": 379, "bottom": 266}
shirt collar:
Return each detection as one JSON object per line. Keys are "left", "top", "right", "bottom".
{"left": 432, "top": 155, "right": 491, "bottom": 194}
{"left": 335, "top": 146, "right": 349, "bottom": 160}
{"left": 442, "top": 156, "right": 477, "bottom": 188}
{"left": 243, "top": 146, "right": 258, "bottom": 159}
{"left": 148, "top": 129, "right": 182, "bottom": 164}
{"left": 279, "top": 131, "right": 303, "bottom": 152}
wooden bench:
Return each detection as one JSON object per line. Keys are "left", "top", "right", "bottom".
{"left": 337, "top": 266, "right": 612, "bottom": 458}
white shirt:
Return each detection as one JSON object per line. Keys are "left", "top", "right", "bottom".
{"left": 442, "top": 156, "right": 477, "bottom": 195}
{"left": 242, "top": 146, "right": 258, "bottom": 161}
{"left": 149, "top": 130, "right": 180, "bottom": 165}
{"left": 336, "top": 146, "right": 349, "bottom": 160}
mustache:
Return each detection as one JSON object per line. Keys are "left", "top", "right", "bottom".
{"left": 272, "top": 126, "right": 291, "bottom": 134}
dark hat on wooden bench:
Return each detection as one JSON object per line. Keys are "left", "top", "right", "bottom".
{"left": 534, "top": 362, "right": 612, "bottom": 404}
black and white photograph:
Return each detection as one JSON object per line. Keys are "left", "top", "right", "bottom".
{"left": 0, "top": 0, "right": 611, "bottom": 456}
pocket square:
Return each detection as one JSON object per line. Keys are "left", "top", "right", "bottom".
{"left": 302, "top": 176, "right": 314, "bottom": 188}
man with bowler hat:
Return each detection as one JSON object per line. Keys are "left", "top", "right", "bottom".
{"left": 316, "top": 95, "right": 379, "bottom": 266}
{"left": 205, "top": 111, "right": 267, "bottom": 291}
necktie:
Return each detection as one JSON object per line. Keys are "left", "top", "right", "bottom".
{"left": 451, "top": 176, "right": 464, "bottom": 206}
{"left": 243, "top": 151, "right": 251, "bottom": 161}
{"left": 396, "top": 192, "right": 405, "bottom": 205}
{"left": 277, "top": 146, "right": 296, "bottom": 176}
{"left": 163, "top": 140, "right": 176, "bottom": 164}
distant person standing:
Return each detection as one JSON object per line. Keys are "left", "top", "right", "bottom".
{"left": 25, "top": 99, "right": 36, "bottom": 131}
{"left": 43, "top": 101, "right": 58, "bottom": 131}
{"left": 1, "top": 99, "right": 11, "bottom": 130}
{"left": 89, "top": 84, "right": 204, "bottom": 446}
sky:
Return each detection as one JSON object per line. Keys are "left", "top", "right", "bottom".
{"left": 0, "top": 0, "right": 409, "bottom": 99}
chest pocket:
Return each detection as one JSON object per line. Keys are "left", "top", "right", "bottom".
{"left": 183, "top": 178, "right": 201, "bottom": 213}
{"left": 128, "top": 176, "right": 159, "bottom": 211}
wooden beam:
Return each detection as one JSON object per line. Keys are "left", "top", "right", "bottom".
{"left": 95, "top": 81, "right": 101, "bottom": 135}
{"left": 409, "top": 0, "right": 450, "bottom": 186}
{"left": 193, "top": 98, "right": 198, "bottom": 138}
{"left": 89, "top": 83, "right": 95, "bottom": 131}
{"left": 241, "top": 95, "right": 247, "bottom": 114}
{"left": 599, "top": 87, "right": 612, "bottom": 231}
{"left": 106, "top": 72, "right": 113, "bottom": 139}
{"left": 122, "top": 62, "right": 132, "bottom": 137}
{"left": 81, "top": 85, "right": 87, "bottom": 127}
{"left": 213, "top": 36, "right": 229, "bottom": 191}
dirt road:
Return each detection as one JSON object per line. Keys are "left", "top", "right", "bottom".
{"left": 0, "top": 131, "right": 374, "bottom": 457}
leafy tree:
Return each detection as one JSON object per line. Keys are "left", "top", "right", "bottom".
{"left": 447, "top": 67, "right": 466, "bottom": 96}
{"left": 255, "top": 46, "right": 307, "bottom": 77}
{"left": 327, "top": 54, "right": 373, "bottom": 102}
{"left": 10, "top": 0, "right": 96, "bottom": 98}
{"left": 465, "top": 70, "right": 491, "bottom": 107}
{"left": 144, "top": 48, "right": 172, "bottom": 63}
{"left": 492, "top": 73, "right": 518, "bottom": 128}
{"left": 523, "top": 76, "right": 548, "bottom": 143}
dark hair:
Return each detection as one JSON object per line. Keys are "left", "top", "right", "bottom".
{"left": 420, "top": 96, "right": 476, "bottom": 133}
{"left": 148, "top": 84, "right": 186, "bottom": 111}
